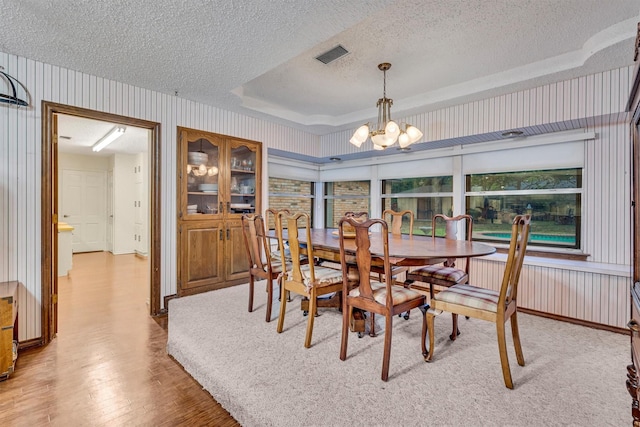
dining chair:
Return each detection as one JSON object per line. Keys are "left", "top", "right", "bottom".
{"left": 424, "top": 214, "right": 531, "bottom": 389}
{"left": 367, "top": 209, "right": 416, "bottom": 332}
{"left": 265, "top": 208, "right": 291, "bottom": 261}
{"left": 383, "top": 209, "right": 414, "bottom": 236}
{"left": 241, "top": 214, "right": 288, "bottom": 322}
{"left": 276, "top": 212, "right": 354, "bottom": 348}
{"left": 378, "top": 208, "right": 414, "bottom": 279}
{"left": 407, "top": 214, "right": 473, "bottom": 339}
{"left": 344, "top": 211, "right": 369, "bottom": 218}
{"left": 338, "top": 216, "right": 427, "bottom": 381}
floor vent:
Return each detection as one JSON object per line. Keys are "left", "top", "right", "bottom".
{"left": 315, "top": 45, "right": 349, "bottom": 64}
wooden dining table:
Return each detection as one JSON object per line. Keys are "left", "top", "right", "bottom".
{"left": 267, "top": 228, "right": 496, "bottom": 266}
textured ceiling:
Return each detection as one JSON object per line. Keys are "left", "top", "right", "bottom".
{"left": 1, "top": 0, "right": 639, "bottom": 142}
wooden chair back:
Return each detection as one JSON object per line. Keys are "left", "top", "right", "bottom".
{"left": 265, "top": 207, "right": 291, "bottom": 231}
{"left": 383, "top": 209, "right": 414, "bottom": 236}
{"left": 339, "top": 216, "right": 392, "bottom": 306}
{"left": 432, "top": 214, "right": 473, "bottom": 273}
{"left": 344, "top": 211, "right": 369, "bottom": 224}
{"left": 343, "top": 211, "right": 369, "bottom": 234}
{"left": 499, "top": 214, "right": 531, "bottom": 308}
{"left": 276, "top": 211, "right": 313, "bottom": 282}
{"left": 241, "top": 214, "right": 270, "bottom": 275}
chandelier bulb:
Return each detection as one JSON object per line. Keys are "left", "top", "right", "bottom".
{"left": 398, "top": 132, "right": 411, "bottom": 148}
{"left": 385, "top": 120, "right": 400, "bottom": 140}
{"left": 355, "top": 124, "right": 369, "bottom": 139}
{"left": 405, "top": 124, "right": 423, "bottom": 143}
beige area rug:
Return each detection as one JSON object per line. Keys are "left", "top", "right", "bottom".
{"left": 167, "top": 282, "right": 629, "bottom": 426}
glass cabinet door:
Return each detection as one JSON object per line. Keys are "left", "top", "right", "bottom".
{"left": 229, "top": 144, "right": 256, "bottom": 215}
{"left": 186, "top": 136, "right": 220, "bottom": 217}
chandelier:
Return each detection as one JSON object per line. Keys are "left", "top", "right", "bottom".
{"left": 349, "top": 63, "right": 423, "bottom": 150}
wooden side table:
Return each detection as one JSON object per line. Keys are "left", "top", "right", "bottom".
{"left": 0, "top": 281, "right": 19, "bottom": 379}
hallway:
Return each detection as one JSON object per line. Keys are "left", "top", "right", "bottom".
{"left": 0, "top": 252, "right": 239, "bottom": 426}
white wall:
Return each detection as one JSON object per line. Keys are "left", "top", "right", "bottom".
{"left": 0, "top": 48, "right": 634, "bottom": 341}
{"left": 59, "top": 152, "right": 110, "bottom": 172}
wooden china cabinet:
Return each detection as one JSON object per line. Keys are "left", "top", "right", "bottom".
{"left": 628, "top": 24, "right": 640, "bottom": 426}
{"left": 177, "top": 127, "right": 262, "bottom": 296}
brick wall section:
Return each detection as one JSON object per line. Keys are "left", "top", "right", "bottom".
{"left": 328, "top": 181, "right": 370, "bottom": 228}
{"left": 267, "top": 178, "right": 313, "bottom": 229}
{"left": 268, "top": 178, "right": 371, "bottom": 229}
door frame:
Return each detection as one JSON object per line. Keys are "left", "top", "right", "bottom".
{"left": 42, "top": 101, "right": 162, "bottom": 344}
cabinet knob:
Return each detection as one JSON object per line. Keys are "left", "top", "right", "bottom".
{"left": 629, "top": 319, "right": 640, "bottom": 335}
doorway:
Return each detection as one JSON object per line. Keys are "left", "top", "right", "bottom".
{"left": 42, "top": 102, "right": 162, "bottom": 345}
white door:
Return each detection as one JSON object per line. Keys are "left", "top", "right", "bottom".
{"left": 61, "top": 169, "right": 107, "bottom": 253}
{"left": 107, "top": 171, "right": 114, "bottom": 252}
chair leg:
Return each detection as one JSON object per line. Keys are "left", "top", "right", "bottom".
{"left": 421, "top": 307, "right": 428, "bottom": 358}
{"left": 450, "top": 313, "right": 460, "bottom": 341}
{"left": 425, "top": 312, "right": 434, "bottom": 362}
{"left": 381, "top": 314, "right": 393, "bottom": 381}
{"left": 265, "top": 278, "right": 273, "bottom": 322}
{"left": 248, "top": 275, "right": 255, "bottom": 313}
{"left": 369, "top": 312, "right": 377, "bottom": 337}
{"left": 304, "top": 291, "right": 316, "bottom": 348}
{"left": 276, "top": 282, "right": 287, "bottom": 333}
{"left": 340, "top": 305, "right": 351, "bottom": 361}
{"left": 510, "top": 312, "right": 525, "bottom": 366}
{"left": 496, "top": 321, "right": 514, "bottom": 389}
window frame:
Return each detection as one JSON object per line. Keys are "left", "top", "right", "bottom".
{"left": 323, "top": 180, "right": 371, "bottom": 229}
{"left": 267, "top": 177, "right": 316, "bottom": 228}
{"left": 381, "top": 175, "right": 455, "bottom": 235}
{"left": 464, "top": 168, "right": 584, "bottom": 251}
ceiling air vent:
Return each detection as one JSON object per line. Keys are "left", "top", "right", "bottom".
{"left": 315, "top": 45, "right": 349, "bottom": 64}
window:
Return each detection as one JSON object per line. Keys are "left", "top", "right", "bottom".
{"left": 381, "top": 176, "right": 454, "bottom": 235}
{"left": 324, "top": 181, "right": 370, "bottom": 228}
{"left": 465, "top": 168, "right": 582, "bottom": 249}
{"left": 267, "top": 177, "right": 314, "bottom": 229}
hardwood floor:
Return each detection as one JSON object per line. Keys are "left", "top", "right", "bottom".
{"left": 0, "top": 252, "right": 240, "bottom": 426}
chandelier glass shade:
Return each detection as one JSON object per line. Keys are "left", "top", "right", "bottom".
{"left": 350, "top": 63, "right": 423, "bottom": 150}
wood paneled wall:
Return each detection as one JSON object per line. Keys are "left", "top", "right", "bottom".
{"left": 471, "top": 258, "right": 630, "bottom": 329}
{"left": 320, "top": 66, "right": 634, "bottom": 157}
{"left": 0, "top": 49, "right": 634, "bottom": 340}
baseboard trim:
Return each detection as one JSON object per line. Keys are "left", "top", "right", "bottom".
{"left": 518, "top": 307, "right": 629, "bottom": 335}
{"left": 162, "top": 293, "right": 177, "bottom": 314}
{"left": 17, "top": 337, "right": 44, "bottom": 351}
